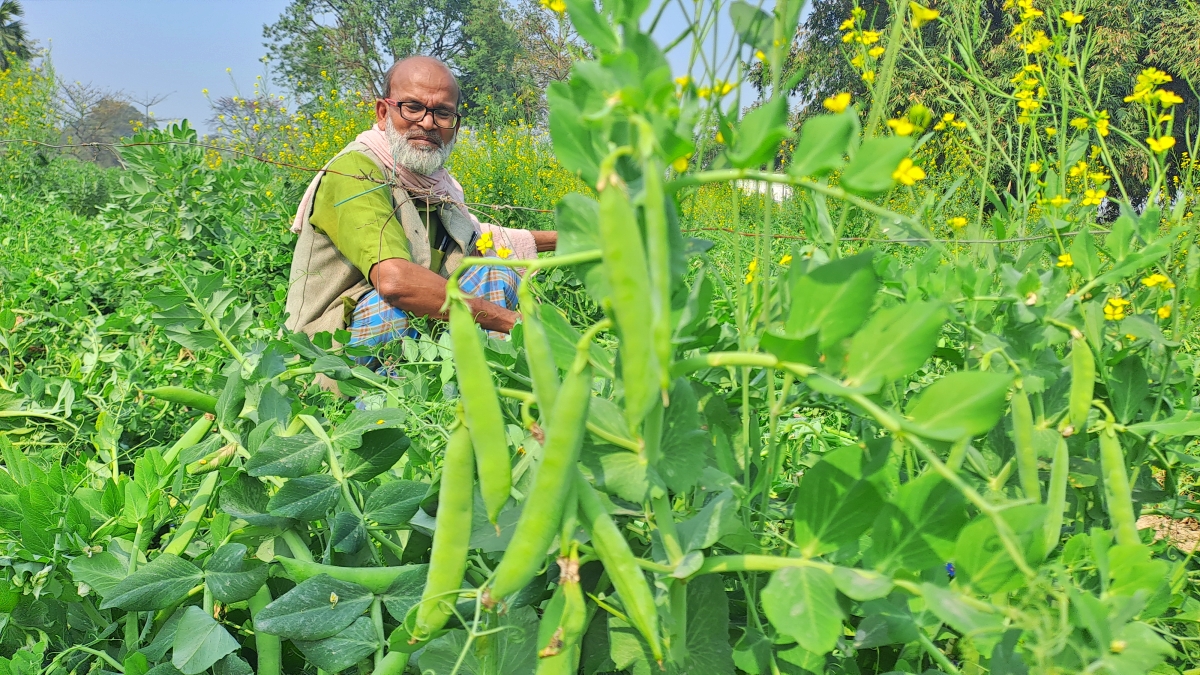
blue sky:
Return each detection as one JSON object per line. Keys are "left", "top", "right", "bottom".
{"left": 22, "top": 0, "right": 764, "bottom": 133}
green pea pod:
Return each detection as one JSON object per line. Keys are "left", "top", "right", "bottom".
{"left": 641, "top": 157, "right": 672, "bottom": 395}
{"left": 449, "top": 294, "right": 511, "bottom": 526}
{"left": 574, "top": 471, "right": 663, "bottom": 663}
{"left": 518, "top": 279, "right": 561, "bottom": 424}
{"left": 275, "top": 557, "right": 424, "bottom": 594}
{"left": 1011, "top": 389, "right": 1040, "bottom": 501}
{"left": 185, "top": 442, "right": 237, "bottom": 475}
{"left": 162, "top": 471, "right": 220, "bottom": 556}
{"left": 486, "top": 360, "right": 593, "bottom": 604}
{"left": 598, "top": 181, "right": 659, "bottom": 432}
{"left": 162, "top": 416, "right": 214, "bottom": 468}
{"left": 413, "top": 422, "right": 474, "bottom": 640}
{"left": 1068, "top": 336, "right": 1094, "bottom": 433}
{"left": 248, "top": 585, "right": 281, "bottom": 675}
{"left": 1044, "top": 435, "right": 1069, "bottom": 553}
{"left": 1099, "top": 424, "right": 1139, "bottom": 546}
{"left": 144, "top": 386, "right": 217, "bottom": 415}
{"left": 536, "top": 554, "right": 586, "bottom": 675}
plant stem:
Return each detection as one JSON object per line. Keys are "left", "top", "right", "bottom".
{"left": 249, "top": 585, "right": 281, "bottom": 675}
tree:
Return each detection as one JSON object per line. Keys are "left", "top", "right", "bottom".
{"left": 263, "top": 0, "right": 534, "bottom": 120}
{"left": 57, "top": 81, "right": 153, "bottom": 167}
{"left": 0, "top": 0, "right": 32, "bottom": 71}
{"left": 208, "top": 94, "right": 290, "bottom": 156}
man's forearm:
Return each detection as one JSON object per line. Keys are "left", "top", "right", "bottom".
{"left": 533, "top": 230, "right": 557, "bottom": 252}
{"left": 371, "top": 258, "right": 518, "bottom": 333}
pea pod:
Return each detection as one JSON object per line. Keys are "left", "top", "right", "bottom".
{"left": 162, "top": 471, "right": 220, "bottom": 556}
{"left": 161, "top": 416, "right": 214, "bottom": 468}
{"left": 518, "top": 278, "right": 560, "bottom": 423}
{"left": 449, "top": 293, "right": 511, "bottom": 526}
{"left": 1099, "top": 423, "right": 1139, "bottom": 546}
{"left": 144, "top": 386, "right": 217, "bottom": 415}
{"left": 413, "top": 422, "right": 474, "bottom": 640}
{"left": 185, "top": 442, "right": 237, "bottom": 475}
{"left": 641, "top": 157, "right": 672, "bottom": 395}
{"left": 1044, "top": 435, "right": 1069, "bottom": 552}
{"left": 574, "top": 471, "right": 663, "bottom": 663}
{"left": 371, "top": 651, "right": 407, "bottom": 675}
{"left": 598, "top": 180, "right": 659, "bottom": 432}
{"left": 536, "top": 554, "right": 586, "bottom": 675}
{"left": 1011, "top": 389, "right": 1040, "bottom": 501}
{"left": 248, "top": 585, "right": 281, "bottom": 675}
{"left": 486, "top": 359, "right": 593, "bottom": 604}
{"left": 274, "top": 556, "right": 426, "bottom": 594}
{"left": 1068, "top": 336, "right": 1094, "bottom": 433}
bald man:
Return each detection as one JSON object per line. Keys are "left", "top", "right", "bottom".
{"left": 284, "top": 56, "right": 556, "bottom": 363}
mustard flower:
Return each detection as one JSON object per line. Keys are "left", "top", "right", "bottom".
{"left": 1147, "top": 136, "right": 1176, "bottom": 153}
{"left": 892, "top": 158, "right": 926, "bottom": 185}
{"left": 910, "top": 2, "right": 940, "bottom": 28}
{"left": 1056, "top": 253, "right": 1073, "bottom": 267}
{"left": 823, "top": 92, "right": 852, "bottom": 113}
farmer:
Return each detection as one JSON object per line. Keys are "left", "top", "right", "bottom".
{"left": 284, "top": 55, "right": 555, "bottom": 353}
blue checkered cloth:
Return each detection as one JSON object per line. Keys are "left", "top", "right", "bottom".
{"left": 348, "top": 263, "right": 520, "bottom": 364}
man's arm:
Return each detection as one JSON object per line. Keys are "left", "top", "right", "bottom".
{"left": 533, "top": 230, "right": 557, "bottom": 252}
{"left": 369, "top": 258, "right": 519, "bottom": 333}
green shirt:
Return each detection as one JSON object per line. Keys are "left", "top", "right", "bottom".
{"left": 310, "top": 152, "right": 446, "bottom": 277}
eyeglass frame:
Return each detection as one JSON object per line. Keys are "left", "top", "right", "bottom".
{"left": 380, "top": 98, "right": 461, "bottom": 129}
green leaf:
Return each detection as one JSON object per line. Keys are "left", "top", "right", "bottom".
{"left": 267, "top": 475, "right": 341, "bottom": 521}
{"left": 215, "top": 368, "right": 246, "bottom": 428}
{"left": 660, "top": 379, "right": 710, "bottom": 492}
{"left": 728, "top": 96, "right": 791, "bottom": 169}
{"left": 1127, "top": 411, "right": 1200, "bottom": 438}
{"left": 840, "top": 137, "right": 914, "bottom": 196}
{"left": 1070, "top": 228, "right": 1101, "bottom": 279}
{"left": 759, "top": 330, "right": 819, "bottom": 366}
{"left": 788, "top": 113, "right": 857, "bottom": 179}
{"left": 380, "top": 564, "right": 431, "bottom": 624}
{"left": 919, "top": 583, "right": 1005, "bottom": 652}
{"left": 211, "top": 654, "right": 253, "bottom": 675}
{"left": 293, "top": 616, "right": 379, "bottom": 673}
{"left": 343, "top": 428, "right": 410, "bottom": 481}
{"left": 729, "top": 0, "right": 773, "bottom": 51}
{"left": 762, "top": 566, "right": 844, "bottom": 655}
{"left": 786, "top": 252, "right": 878, "bottom": 348}
{"left": 867, "top": 472, "right": 967, "bottom": 573}
{"left": 246, "top": 432, "right": 325, "bottom": 478}
{"left": 830, "top": 566, "right": 894, "bottom": 601}
{"left": 906, "top": 371, "right": 1013, "bottom": 440}
{"left": 954, "top": 505, "right": 1047, "bottom": 594}
{"left": 1102, "top": 621, "right": 1173, "bottom": 673}
{"left": 253, "top": 574, "right": 374, "bottom": 641}
{"left": 845, "top": 301, "right": 946, "bottom": 388}
{"left": 419, "top": 606, "right": 539, "bottom": 675}
{"left": 100, "top": 554, "right": 203, "bottom": 611}
{"left": 555, "top": 194, "right": 609, "bottom": 302}
{"left": 732, "top": 627, "right": 772, "bottom": 675}
{"left": 68, "top": 551, "right": 127, "bottom": 598}
{"left": 548, "top": 83, "right": 600, "bottom": 188}
{"left": 1109, "top": 356, "right": 1150, "bottom": 425}
{"left": 330, "top": 511, "right": 366, "bottom": 554}
{"left": 124, "top": 652, "right": 149, "bottom": 675}
{"left": 608, "top": 576, "right": 733, "bottom": 675}
{"left": 312, "top": 355, "right": 353, "bottom": 380}
{"left": 579, "top": 442, "right": 655, "bottom": 503}
{"left": 220, "top": 474, "right": 292, "bottom": 528}
{"left": 204, "top": 543, "right": 268, "bottom": 603}
{"left": 677, "top": 490, "right": 738, "bottom": 552}
{"left": 793, "top": 444, "right": 884, "bottom": 557}
{"left": 365, "top": 480, "right": 427, "bottom": 527}
{"left": 172, "top": 606, "right": 240, "bottom": 675}
{"left": 586, "top": 397, "right": 635, "bottom": 448}
{"left": 563, "top": 0, "right": 618, "bottom": 53}
{"left": 330, "top": 410, "right": 407, "bottom": 452}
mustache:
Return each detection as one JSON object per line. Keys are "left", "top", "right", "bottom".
{"left": 402, "top": 128, "right": 445, "bottom": 148}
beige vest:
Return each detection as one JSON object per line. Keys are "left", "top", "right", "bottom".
{"left": 283, "top": 141, "right": 478, "bottom": 338}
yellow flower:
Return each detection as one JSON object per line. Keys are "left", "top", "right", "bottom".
{"left": 1060, "top": 10, "right": 1084, "bottom": 25}
{"left": 1147, "top": 136, "right": 1176, "bottom": 153}
{"left": 675, "top": 75, "right": 691, "bottom": 87}
{"left": 1023, "top": 31, "right": 1052, "bottom": 54}
{"left": 1158, "top": 90, "right": 1184, "bottom": 107}
{"left": 698, "top": 87, "right": 712, "bottom": 98}
{"left": 496, "top": 246, "right": 513, "bottom": 259}
{"left": 1045, "top": 126, "right": 1057, "bottom": 137}
{"left": 1056, "top": 253, "right": 1074, "bottom": 267}
{"left": 542, "top": 0, "right": 566, "bottom": 13}
{"left": 1048, "top": 195, "right": 1071, "bottom": 207}
{"left": 1141, "top": 273, "right": 1174, "bottom": 288}
{"left": 887, "top": 118, "right": 917, "bottom": 136}
{"left": 672, "top": 156, "right": 689, "bottom": 172}
{"left": 1089, "top": 171, "right": 1110, "bottom": 183}
{"left": 1081, "top": 189, "right": 1106, "bottom": 206}
{"left": 1028, "top": 161, "right": 1043, "bottom": 173}
{"left": 1158, "top": 304, "right": 1172, "bottom": 319}
{"left": 910, "top": 2, "right": 940, "bottom": 28}
{"left": 1104, "top": 297, "right": 1130, "bottom": 321}
{"left": 862, "top": 70, "right": 877, "bottom": 84}
{"left": 840, "top": 18, "right": 855, "bottom": 30}
{"left": 715, "top": 131, "right": 725, "bottom": 144}
{"left": 868, "top": 46, "right": 886, "bottom": 58}
{"left": 823, "top": 92, "right": 852, "bottom": 113}
{"left": 850, "top": 54, "right": 865, "bottom": 68}
{"left": 1094, "top": 117, "right": 1110, "bottom": 137}
{"left": 1070, "top": 117, "right": 1089, "bottom": 130}
{"left": 948, "top": 217, "right": 968, "bottom": 229}
{"left": 476, "top": 231, "right": 495, "bottom": 252}
{"left": 779, "top": 254, "right": 793, "bottom": 265}
{"left": 858, "top": 30, "right": 881, "bottom": 44}
{"left": 892, "top": 158, "right": 926, "bottom": 185}
{"left": 717, "top": 80, "right": 735, "bottom": 95}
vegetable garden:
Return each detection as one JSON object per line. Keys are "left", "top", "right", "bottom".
{"left": 3, "top": 0, "right": 1200, "bottom": 673}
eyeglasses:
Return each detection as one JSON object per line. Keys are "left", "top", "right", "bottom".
{"left": 381, "top": 98, "right": 460, "bottom": 129}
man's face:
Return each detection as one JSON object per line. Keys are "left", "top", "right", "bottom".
{"left": 375, "top": 60, "right": 460, "bottom": 150}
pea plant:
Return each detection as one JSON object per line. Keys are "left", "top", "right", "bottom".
{"left": 8, "top": 0, "right": 1200, "bottom": 674}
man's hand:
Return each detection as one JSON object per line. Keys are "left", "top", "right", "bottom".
{"left": 370, "top": 258, "right": 519, "bottom": 333}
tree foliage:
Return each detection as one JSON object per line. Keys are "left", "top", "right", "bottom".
{"left": 0, "top": 0, "right": 32, "bottom": 71}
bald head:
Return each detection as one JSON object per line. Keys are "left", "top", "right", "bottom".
{"left": 382, "top": 56, "right": 460, "bottom": 103}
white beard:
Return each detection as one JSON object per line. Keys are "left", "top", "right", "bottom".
{"left": 384, "top": 116, "right": 455, "bottom": 175}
